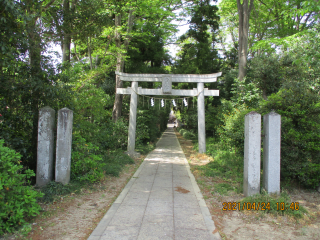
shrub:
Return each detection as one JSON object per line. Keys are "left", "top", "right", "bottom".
{"left": 260, "top": 83, "right": 320, "bottom": 188}
{"left": 71, "top": 134, "right": 105, "bottom": 183}
{"left": 0, "top": 140, "right": 43, "bottom": 235}
{"left": 136, "top": 108, "right": 169, "bottom": 144}
{"left": 216, "top": 102, "right": 251, "bottom": 155}
{"left": 103, "top": 151, "right": 135, "bottom": 177}
{"left": 183, "top": 130, "right": 195, "bottom": 139}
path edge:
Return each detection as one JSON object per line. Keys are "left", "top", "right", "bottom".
{"left": 88, "top": 130, "right": 167, "bottom": 240}
{"left": 174, "top": 130, "right": 222, "bottom": 240}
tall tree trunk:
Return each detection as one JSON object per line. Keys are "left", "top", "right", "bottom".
{"left": 27, "top": 18, "right": 42, "bottom": 171}
{"left": 62, "top": 0, "right": 71, "bottom": 62}
{"left": 88, "top": 36, "right": 93, "bottom": 70}
{"left": 237, "top": 0, "right": 254, "bottom": 81}
{"left": 112, "top": 14, "right": 123, "bottom": 122}
{"left": 112, "top": 9, "right": 135, "bottom": 122}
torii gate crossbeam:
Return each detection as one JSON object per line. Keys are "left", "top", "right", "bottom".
{"left": 115, "top": 71, "right": 222, "bottom": 156}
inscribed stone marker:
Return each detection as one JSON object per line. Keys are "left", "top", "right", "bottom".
{"left": 36, "top": 106, "right": 55, "bottom": 187}
{"left": 263, "top": 111, "right": 281, "bottom": 194}
{"left": 55, "top": 108, "right": 73, "bottom": 185}
{"left": 244, "top": 111, "right": 261, "bottom": 197}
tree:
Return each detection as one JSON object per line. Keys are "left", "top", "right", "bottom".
{"left": 110, "top": 0, "right": 182, "bottom": 122}
{"left": 112, "top": 8, "right": 135, "bottom": 122}
{"left": 237, "top": 0, "right": 254, "bottom": 81}
{"left": 174, "top": 0, "right": 220, "bottom": 74}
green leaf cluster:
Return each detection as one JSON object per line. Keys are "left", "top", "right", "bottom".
{"left": 0, "top": 140, "right": 43, "bottom": 235}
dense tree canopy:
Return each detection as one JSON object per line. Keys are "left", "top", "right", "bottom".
{"left": 1, "top": 0, "right": 320, "bottom": 233}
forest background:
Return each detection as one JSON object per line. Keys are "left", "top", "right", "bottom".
{"left": 0, "top": 0, "right": 320, "bottom": 235}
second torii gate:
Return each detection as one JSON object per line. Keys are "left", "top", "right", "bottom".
{"left": 115, "top": 71, "right": 222, "bottom": 156}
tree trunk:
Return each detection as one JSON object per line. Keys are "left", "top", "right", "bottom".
{"left": 112, "top": 9, "right": 135, "bottom": 122}
{"left": 62, "top": 0, "right": 71, "bottom": 63}
{"left": 237, "top": 0, "right": 254, "bottom": 81}
{"left": 262, "top": 89, "right": 267, "bottom": 100}
{"left": 27, "top": 18, "right": 42, "bottom": 171}
{"left": 88, "top": 36, "right": 93, "bottom": 70}
{"left": 95, "top": 55, "right": 100, "bottom": 68}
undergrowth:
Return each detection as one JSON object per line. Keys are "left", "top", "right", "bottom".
{"left": 240, "top": 189, "right": 308, "bottom": 219}
{"left": 39, "top": 143, "right": 155, "bottom": 203}
{"left": 179, "top": 133, "right": 309, "bottom": 220}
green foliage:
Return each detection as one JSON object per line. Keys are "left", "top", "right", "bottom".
{"left": 40, "top": 152, "right": 135, "bottom": 203}
{"left": 259, "top": 83, "right": 320, "bottom": 188}
{"left": 0, "top": 140, "right": 43, "bottom": 235}
{"left": 174, "top": 0, "right": 220, "bottom": 74}
{"left": 126, "top": 22, "right": 172, "bottom": 73}
{"left": 102, "top": 151, "right": 135, "bottom": 177}
{"left": 205, "top": 139, "right": 243, "bottom": 181}
{"left": 247, "top": 54, "right": 282, "bottom": 98}
{"left": 214, "top": 100, "right": 251, "bottom": 156}
{"left": 179, "top": 128, "right": 196, "bottom": 140}
{"left": 214, "top": 183, "right": 235, "bottom": 195}
{"left": 240, "top": 190, "right": 308, "bottom": 219}
{"left": 136, "top": 106, "right": 170, "bottom": 145}
{"left": 39, "top": 181, "right": 81, "bottom": 203}
{"left": 71, "top": 135, "right": 105, "bottom": 183}
{"left": 231, "top": 77, "right": 262, "bottom": 109}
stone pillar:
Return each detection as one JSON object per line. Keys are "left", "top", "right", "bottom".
{"left": 55, "top": 108, "right": 73, "bottom": 185}
{"left": 244, "top": 111, "right": 261, "bottom": 197}
{"left": 36, "top": 106, "right": 55, "bottom": 187}
{"left": 126, "top": 81, "right": 140, "bottom": 158}
{"left": 197, "top": 82, "right": 206, "bottom": 153}
{"left": 263, "top": 111, "right": 281, "bottom": 194}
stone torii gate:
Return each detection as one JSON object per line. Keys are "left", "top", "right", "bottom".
{"left": 115, "top": 71, "right": 222, "bottom": 156}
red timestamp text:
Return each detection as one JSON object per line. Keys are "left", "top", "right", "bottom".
{"left": 222, "top": 202, "right": 300, "bottom": 211}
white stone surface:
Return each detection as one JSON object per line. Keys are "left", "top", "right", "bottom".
{"left": 117, "top": 87, "right": 219, "bottom": 97}
{"left": 162, "top": 76, "right": 172, "bottom": 93}
{"left": 36, "top": 106, "right": 55, "bottom": 187}
{"left": 263, "top": 111, "right": 281, "bottom": 194}
{"left": 244, "top": 111, "right": 261, "bottom": 197}
{"left": 127, "top": 81, "right": 138, "bottom": 154}
{"left": 116, "top": 71, "right": 222, "bottom": 82}
{"left": 197, "top": 82, "right": 206, "bottom": 153}
{"left": 55, "top": 108, "right": 73, "bottom": 185}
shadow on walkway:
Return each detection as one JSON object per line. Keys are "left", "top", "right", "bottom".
{"left": 88, "top": 127, "right": 221, "bottom": 240}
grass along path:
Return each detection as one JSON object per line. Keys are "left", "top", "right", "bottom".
{"left": 174, "top": 128, "right": 320, "bottom": 240}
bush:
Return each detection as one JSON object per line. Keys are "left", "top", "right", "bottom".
{"left": 136, "top": 108, "right": 169, "bottom": 144}
{"left": 103, "top": 151, "right": 135, "bottom": 177}
{"left": 216, "top": 101, "right": 251, "bottom": 155}
{"left": 0, "top": 140, "right": 43, "bottom": 235}
{"left": 260, "top": 83, "right": 320, "bottom": 188}
{"left": 71, "top": 135, "right": 105, "bottom": 183}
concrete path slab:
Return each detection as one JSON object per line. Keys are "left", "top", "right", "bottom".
{"left": 88, "top": 128, "right": 221, "bottom": 240}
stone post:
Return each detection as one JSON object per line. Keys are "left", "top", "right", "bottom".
{"left": 197, "top": 82, "right": 206, "bottom": 153}
{"left": 263, "top": 111, "right": 281, "bottom": 194}
{"left": 126, "top": 81, "right": 140, "bottom": 158}
{"left": 244, "top": 111, "right": 261, "bottom": 197}
{"left": 55, "top": 108, "right": 73, "bottom": 185}
{"left": 36, "top": 106, "right": 55, "bottom": 187}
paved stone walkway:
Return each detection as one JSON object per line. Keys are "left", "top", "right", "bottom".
{"left": 88, "top": 127, "right": 221, "bottom": 240}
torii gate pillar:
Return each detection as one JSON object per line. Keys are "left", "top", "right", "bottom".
{"left": 127, "top": 81, "right": 139, "bottom": 157}
{"left": 197, "top": 82, "right": 206, "bottom": 153}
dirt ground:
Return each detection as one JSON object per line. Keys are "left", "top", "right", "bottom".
{"left": 174, "top": 129, "right": 320, "bottom": 240}
{"left": 2, "top": 156, "right": 144, "bottom": 240}
{"left": 3, "top": 131, "right": 320, "bottom": 240}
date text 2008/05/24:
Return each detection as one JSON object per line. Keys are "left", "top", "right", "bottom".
{"left": 222, "top": 202, "right": 300, "bottom": 211}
